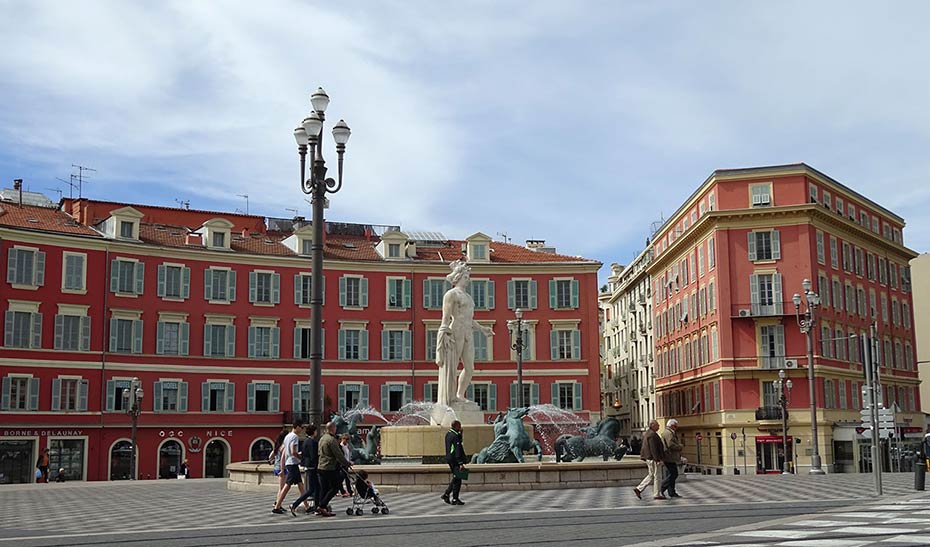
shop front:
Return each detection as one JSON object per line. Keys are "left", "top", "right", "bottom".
{"left": 755, "top": 435, "right": 792, "bottom": 474}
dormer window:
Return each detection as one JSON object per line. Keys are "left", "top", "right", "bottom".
{"left": 102, "top": 206, "right": 143, "bottom": 241}
{"left": 120, "top": 221, "right": 134, "bottom": 239}
{"left": 388, "top": 243, "right": 401, "bottom": 258}
{"left": 200, "top": 218, "right": 233, "bottom": 251}
{"left": 471, "top": 244, "right": 487, "bottom": 260}
{"left": 376, "top": 230, "right": 408, "bottom": 261}
{"left": 212, "top": 232, "right": 226, "bottom": 248}
{"left": 465, "top": 232, "right": 492, "bottom": 263}
{"left": 301, "top": 238, "right": 312, "bottom": 256}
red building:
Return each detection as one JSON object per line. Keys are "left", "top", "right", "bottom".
{"left": 0, "top": 196, "right": 600, "bottom": 483}
{"left": 649, "top": 164, "right": 920, "bottom": 474}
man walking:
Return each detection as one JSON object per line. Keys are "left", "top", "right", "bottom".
{"left": 272, "top": 423, "right": 310, "bottom": 514}
{"left": 441, "top": 420, "right": 467, "bottom": 505}
{"left": 633, "top": 419, "right": 666, "bottom": 500}
{"left": 289, "top": 424, "right": 320, "bottom": 515}
{"left": 317, "top": 421, "right": 351, "bottom": 517}
{"left": 660, "top": 419, "right": 683, "bottom": 498}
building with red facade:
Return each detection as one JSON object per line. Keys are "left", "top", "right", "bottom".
{"left": 649, "top": 164, "right": 920, "bottom": 474}
{"left": 0, "top": 196, "right": 600, "bottom": 483}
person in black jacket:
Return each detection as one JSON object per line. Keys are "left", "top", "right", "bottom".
{"left": 441, "top": 420, "right": 467, "bottom": 505}
{"left": 289, "top": 425, "right": 319, "bottom": 515}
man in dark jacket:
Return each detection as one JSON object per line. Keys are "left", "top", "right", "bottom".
{"left": 288, "top": 424, "right": 319, "bottom": 515}
{"left": 441, "top": 420, "right": 467, "bottom": 505}
{"left": 316, "top": 421, "right": 351, "bottom": 517}
{"left": 633, "top": 419, "right": 666, "bottom": 500}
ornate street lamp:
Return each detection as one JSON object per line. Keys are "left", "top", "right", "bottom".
{"left": 294, "top": 87, "right": 351, "bottom": 428}
{"left": 793, "top": 278, "right": 824, "bottom": 474}
{"left": 121, "top": 377, "right": 143, "bottom": 480}
{"left": 507, "top": 309, "right": 527, "bottom": 408}
{"left": 773, "top": 369, "right": 793, "bottom": 474}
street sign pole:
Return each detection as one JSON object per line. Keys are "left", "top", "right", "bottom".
{"left": 864, "top": 329, "right": 882, "bottom": 496}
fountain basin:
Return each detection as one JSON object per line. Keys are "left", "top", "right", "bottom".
{"left": 227, "top": 457, "right": 647, "bottom": 493}
{"left": 380, "top": 423, "right": 533, "bottom": 459}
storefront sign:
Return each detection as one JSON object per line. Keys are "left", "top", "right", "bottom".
{"left": 159, "top": 430, "right": 185, "bottom": 438}
{"left": 206, "top": 430, "right": 233, "bottom": 437}
{"left": 2, "top": 429, "right": 83, "bottom": 437}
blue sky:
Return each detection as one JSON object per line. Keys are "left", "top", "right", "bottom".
{"left": 2, "top": 1, "right": 929, "bottom": 284}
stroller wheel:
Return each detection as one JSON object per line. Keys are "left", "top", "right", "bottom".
{"left": 355, "top": 508, "right": 363, "bottom": 516}
{"left": 380, "top": 507, "right": 389, "bottom": 514}
{"left": 345, "top": 507, "right": 353, "bottom": 515}
{"left": 371, "top": 506, "right": 380, "bottom": 514}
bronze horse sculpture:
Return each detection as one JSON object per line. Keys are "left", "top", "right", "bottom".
{"left": 554, "top": 417, "right": 624, "bottom": 462}
{"left": 471, "top": 407, "right": 543, "bottom": 464}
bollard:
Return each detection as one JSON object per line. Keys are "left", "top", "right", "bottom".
{"left": 915, "top": 460, "right": 926, "bottom": 491}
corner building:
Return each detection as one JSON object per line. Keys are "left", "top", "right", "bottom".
{"left": 0, "top": 196, "right": 600, "bottom": 483}
{"left": 650, "top": 164, "right": 920, "bottom": 474}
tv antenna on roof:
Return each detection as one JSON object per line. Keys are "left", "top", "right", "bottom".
{"left": 175, "top": 199, "right": 190, "bottom": 210}
{"left": 496, "top": 231, "right": 511, "bottom": 244}
{"left": 237, "top": 194, "right": 249, "bottom": 215}
{"left": 285, "top": 207, "right": 299, "bottom": 218}
{"left": 45, "top": 187, "right": 63, "bottom": 201}
{"left": 71, "top": 164, "right": 96, "bottom": 198}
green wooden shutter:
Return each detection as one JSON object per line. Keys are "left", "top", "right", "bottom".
{"left": 338, "top": 330, "right": 346, "bottom": 360}
{"left": 294, "top": 274, "right": 302, "bottom": 305}
{"left": 156, "top": 322, "right": 165, "bottom": 354}
{"left": 404, "top": 384, "right": 413, "bottom": 405}
{"left": 179, "top": 382, "right": 188, "bottom": 412}
{"left": 748, "top": 232, "right": 757, "bottom": 261}
{"left": 487, "top": 280, "right": 495, "bottom": 310}
{"left": 248, "top": 272, "right": 257, "bottom": 303}
{"left": 573, "top": 382, "right": 583, "bottom": 411}
{"left": 51, "top": 378, "right": 61, "bottom": 411}
{"left": 153, "top": 381, "right": 163, "bottom": 412}
{"left": 271, "top": 327, "right": 280, "bottom": 358}
{"left": 80, "top": 316, "right": 91, "bottom": 351}
{"left": 380, "top": 384, "right": 389, "bottom": 412}
{"left": 3, "top": 311, "right": 13, "bottom": 347}
{"left": 224, "top": 382, "right": 235, "bottom": 412}
{"left": 750, "top": 275, "right": 760, "bottom": 315}
{"left": 31, "top": 312, "right": 42, "bottom": 348}
{"left": 6, "top": 250, "right": 17, "bottom": 284}
{"left": 28, "top": 378, "right": 39, "bottom": 410}
{"left": 402, "top": 330, "right": 412, "bottom": 360}
{"left": 247, "top": 326, "right": 256, "bottom": 358}
{"left": 271, "top": 273, "right": 281, "bottom": 304}
{"left": 507, "top": 280, "right": 515, "bottom": 309}
{"left": 201, "top": 382, "right": 210, "bottom": 412}
{"left": 403, "top": 279, "right": 412, "bottom": 308}
{"left": 78, "top": 380, "right": 88, "bottom": 411}
{"left": 247, "top": 383, "right": 255, "bottom": 412}
{"left": 182, "top": 267, "right": 191, "bottom": 299}
{"left": 775, "top": 325, "right": 785, "bottom": 361}
{"left": 551, "top": 382, "right": 559, "bottom": 405}
{"left": 360, "top": 330, "right": 369, "bottom": 360}
{"left": 571, "top": 329, "right": 581, "bottom": 360}
{"left": 422, "top": 279, "right": 431, "bottom": 309}
{"left": 510, "top": 383, "right": 517, "bottom": 407}
{"left": 53, "top": 315, "right": 64, "bottom": 349}
{"left": 226, "top": 325, "right": 236, "bottom": 357}
{"left": 204, "top": 269, "right": 213, "bottom": 300}
{"left": 203, "top": 324, "right": 213, "bottom": 356}
{"left": 35, "top": 251, "right": 45, "bottom": 286}
{"left": 271, "top": 383, "right": 280, "bottom": 412}
{"left": 0, "top": 377, "right": 9, "bottom": 410}
{"left": 488, "top": 384, "right": 497, "bottom": 411}
{"left": 109, "top": 259, "right": 119, "bottom": 292}
{"left": 550, "top": 330, "right": 558, "bottom": 360}
{"left": 179, "top": 323, "right": 189, "bottom": 356}
{"left": 132, "top": 320, "right": 143, "bottom": 354}
{"left": 549, "top": 280, "right": 557, "bottom": 308}
{"left": 320, "top": 327, "right": 325, "bottom": 359}
{"left": 529, "top": 280, "right": 538, "bottom": 310}
{"left": 293, "top": 326, "right": 302, "bottom": 358}
{"left": 773, "top": 274, "right": 783, "bottom": 314}
{"left": 381, "top": 331, "right": 389, "bottom": 361}
{"left": 157, "top": 265, "right": 166, "bottom": 297}
{"left": 570, "top": 280, "right": 579, "bottom": 309}
{"left": 772, "top": 230, "right": 781, "bottom": 259}
{"left": 338, "top": 384, "right": 346, "bottom": 413}
{"left": 361, "top": 384, "right": 369, "bottom": 406}
{"left": 339, "top": 276, "right": 347, "bottom": 307}
{"left": 292, "top": 383, "right": 301, "bottom": 413}
{"left": 466, "top": 385, "right": 474, "bottom": 401}
{"left": 424, "top": 383, "right": 433, "bottom": 402}
{"left": 134, "top": 262, "right": 145, "bottom": 294}
{"left": 360, "top": 278, "right": 369, "bottom": 308}
{"left": 228, "top": 271, "right": 237, "bottom": 301}
{"left": 105, "top": 380, "right": 115, "bottom": 411}
{"left": 531, "top": 383, "right": 540, "bottom": 406}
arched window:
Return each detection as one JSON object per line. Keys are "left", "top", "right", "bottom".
{"left": 250, "top": 438, "right": 274, "bottom": 462}
{"left": 158, "top": 440, "right": 184, "bottom": 479}
{"left": 110, "top": 440, "right": 133, "bottom": 480}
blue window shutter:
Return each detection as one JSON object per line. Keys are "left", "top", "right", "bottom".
{"left": 153, "top": 381, "right": 163, "bottom": 412}
{"left": 551, "top": 382, "right": 559, "bottom": 405}
{"left": 225, "top": 382, "right": 235, "bottom": 412}
{"left": 201, "top": 382, "right": 209, "bottom": 412}
{"left": 178, "top": 382, "right": 188, "bottom": 412}
{"left": 339, "top": 276, "right": 347, "bottom": 307}
{"left": 380, "top": 384, "right": 389, "bottom": 412}
{"left": 247, "top": 383, "right": 255, "bottom": 412}
{"left": 108, "top": 318, "right": 118, "bottom": 352}
{"left": 3, "top": 311, "right": 13, "bottom": 347}
{"left": 179, "top": 323, "right": 189, "bottom": 356}
{"left": 228, "top": 271, "right": 237, "bottom": 302}
{"left": 134, "top": 262, "right": 145, "bottom": 294}
{"left": 247, "top": 326, "right": 256, "bottom": 358}
{"left": 507, "top": 280, "right": 515, "bottom": 309}
{"left": 424, "top": 383, "right": 433, "bottom": 402}
{"left": 51, "top": 378, "right": 61, "bottom": 411}
{"left": 571, "top": 329, "right": 581, "bottom": 360}
{"left": 550, "top": 330, "right": 558, "bottom": 360}
{"left": 748, "top": 232, "right": 757, "bottom": 261}
{"left": 404, "top": 384, "right": 413, "bottom": 405}
{"left": 226, "top": 325, "right": 236, "bottom": 357}
{"left": 531, "top": 383, "right": 539, "bottom": 406}
{"left": 6, "top": 250, "right": 17, "bottom": 283}
{"left": 271, "top": 273, "right": 281, "bottom": 304}
{"left": 570, "top": 280, "right": 579, "bottom": 309}
{"left": 106, "top": 380, "right": 115, "bottom": 411}
{"left": 403, "top": 279, "right": 412, "bottom": 308}
{"left": 157, "top": 265, "right": 166, "bottom": 297}
{"left": 573, "top": 382, "right": 583, "bottom": 411}
{"left": 80, "top": 316, "right": 91, "bottom": 351}
{"left": 132, "top": 320, "right": 143, "bottom": 354}
{"left": 529, "top": 280, "right": 538, "bottom": 310}
{"left": 156, "top": 322, "right": 165, "bottom": 354}
{"left": 248, "top": 271, "right": 257, "bottom": 303}
{"left": 78, "top": 380, "right": 88, "bottom": 411}
{"left": 466, "top": 385, "right": 474, "bottom": 401}
{"left": 510, "top": 383, "right": 517, "bottom": 407}
{"left": 31, "top": 313, "right": 42, "bottom": 348}
{"left": 181, "top": 267, "right": 191, "bottom": 299}
{"left": 338, "top": 330, "right": 346, "bottom": 360}
{"left": 294, "top": 274, "right": 302, "bottom": 305}
{"left": 423, "top": 279, "right": 431, "bottom": 309}
{"left": 338, "top": 384, "right": 346, "bottom": 413}
{"left": 772, "top": 230, "right": 781, "bottom": 259}
{"left": 204, "top": 269, "right": 213, "bottom": 300}
{"left": 489, "top": 384, "right": 497, "bottom": 411}
{"left": 549, "top": 280, "right": 557, "bottom": 309}
{"left": 271, "top": 327, "right": 280, "bottom": 359}
{"left": 293, "top": 326, "right": 301, "bottom": 358}
{"left": 403, "top": 330, "right": 412, "bottom": 360}
{"left": 361, "top": 384, "right": 369, "bottom": 406}
{"left": 487, "top": 280, "right": 495, "bottom": 310}
{"left": 35, "top": 251, "right": 45, "bottom": 286}
{"left": 360, "top": 330, "right": 369, "bottom": 360}
{"left": 360, "top": 278, "right": 369, "bottom": 308}
{"left": 292, "top": 383, "right": 301, "bottom": 412}
{"left": 271, "top": 383, "right": 280, "bottom": 412}
{"left": 109, "top": 259, "right": 119, "bottom": 292}
{"left": 28, "top": 378, "right": 39, "bottom": 410}
{"left": 54, "top": 315, "right": 64, "bottom": 349}
{"left": 381, "top": 330, "right": 389, "bottom": 361}
{"left": 203, "top": 324, "right": 213, "bottom": 356}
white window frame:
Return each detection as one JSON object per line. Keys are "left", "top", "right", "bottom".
{"left": 61, "top": 251, "right": 87, "bottom": 294}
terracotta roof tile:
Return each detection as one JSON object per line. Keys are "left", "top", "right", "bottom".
{"left": 0, "top": 204, "right": 100, "bottom": 237}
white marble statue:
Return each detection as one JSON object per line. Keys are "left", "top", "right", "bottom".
{"left": 435, "top": 260, "right": 495, "bottom": 407}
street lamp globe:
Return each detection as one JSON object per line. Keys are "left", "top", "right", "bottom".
{"left": 793, "top": 293, "right": 802, "bottom": 307}
{"left": 515, "top": 308, "right": 523, "bottom": 320}
{"left": 332, "top": 119, "right": 351, "bottom": 145}
{"left": 302, "top": 112, "right": 323, "bottom": 138}
{"left": 310, "top": 87, "right": 330, "bottom": 113}
{"left": 802, "top": 278, "right": 812, "bottom": 292}
{"left": 786, "top": 379, "right": 793, "bottom": 391}
{"left": 294, "top": 126, "right": 309, "bottom": 146}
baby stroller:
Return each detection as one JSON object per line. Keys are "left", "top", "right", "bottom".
{"left": 346, "top": 470, "right": 389, "bottom": 516}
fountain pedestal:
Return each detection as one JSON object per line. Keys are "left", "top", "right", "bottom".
{"left": 430, "top": 400, "right": 485, "bottom": 427}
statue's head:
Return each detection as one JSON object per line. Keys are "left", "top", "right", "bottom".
{"left": 446, "top": 259, "right": 471, "bottom": 287}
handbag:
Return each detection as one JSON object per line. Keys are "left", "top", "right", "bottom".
{"left": 452, "top": 467, "right": 470, "bottom": 481}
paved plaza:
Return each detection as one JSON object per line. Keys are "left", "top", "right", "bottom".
{"left": 0, "top": 473, "right": 928, "bottom": 546}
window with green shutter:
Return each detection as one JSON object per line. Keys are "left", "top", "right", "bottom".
{"left": 422, "top": 279, "right": 449, "bottom": 309}
{"left": 110, "top": 259, "right": 144, "bottom": 295}
{"left": 549, "top": 279, "right": 579, "bottom": 309}
{"left": 338, "top": 329, "right": 368, "bottom": 360}
{"left": 62, "top": 253, "right": 85, "bottom": 291}
{"left": 7, "top": 248, "right": 45, "bottom": 286}
{"left": 5, "top": 310, "right": 42, "bottom": 349}
{"left": 507, "top": 279, "right": 537, "bottom": 310}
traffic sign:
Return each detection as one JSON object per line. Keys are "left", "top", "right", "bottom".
{"left": 696, "top": 433, "right": 703, "bottom": 442}
{"left": 730, "top": 432, "right": 737, "bottom": 440}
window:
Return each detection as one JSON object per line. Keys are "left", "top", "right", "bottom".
{"left": 249, "top": 271, "right": 280, "bottom": 305}
{"left": 552, "top": 382, "right": 582, "bottom": 410}
{"left": 381, "top": 329, "right": 411, "bottom": 361}
{"left": 708, "top": 238, "right": 716, "bottom": 269}
{"left": 816, "top": 231, "right": 824, "bottom": 264}
{"left": 748, "top": 230, "right": 780, "bottom": 261}
{"left": 247, "top": 382, "right": 279, "bottom": 413}
{"left": 212, "top": 232, "right": 226, "bottom": 248}
{"left": 698, "top": 246, "right": 705, "bottom": 276}
{"left": 890, "top": 263, "right": 898, "bottom": 289}
{"left": 892, "top": 299, "right": 900, "bottom": 326}
{"left": 119, "top": 221, "right": 134, "bottom": 238}
{"left": 872, "top": 217, "right": 879, "bottom": 233}
{"left": 154, "top": 380, "right": 189, "bottom": 412}
{"left": 857, "top": 288, "right": 866, "bottom": 317}
{"left": 110, "top": 259, "right": 144, "bottom": 295}
{"left": 62, "top": 253, "right": 86, "bottom": 291}
{"left": 835, "top": 327, "right": 847, "bottom": 361}
{"left": 708, "top": 192, "right": 716, "bottom": 211}
{"left": 4, "top": 310, "right": 42, "bottom": 348}
{"left": 847, "top": 203, "right": 856, "bottom": 220}
{"left": 205, "top": 268, "right": 236, "bottom": 302}
{"left": 824, "top": 380, "right": 836, "bottom": 409}
{"left": 156, "top": 265, "right": 189, "bottom": 300}
{"left": 54, "top": 314, "right": 90, "bottom": 351}
{"left": 750, "top": 273, "right": 783, "bottom": 316}
{"left": 1, "top": 375, "right": 39, "bottom": 410}
{"left": 880, "top": 293, "right": 888, "bottom": 323}
{"left": 156, "top": 321, "right": 189, "bottom": 356}
{"left": 841, "top": 243, "right": 851, "bottom": 272}
{"left": 467, "top": 383, "right": 494, "bottom": 411}
{"left": 867, "top": 254, "right": 876, "bottom": 280}
{"left": 52, "top": 377, "right": 88, "bottom": 411}
{"left": 821, "top": 325, "right": 833, "bottom": 358}
{"left": 708, "top": 280, "right": 716, "bottom": 312}
{"left": 109, "top": 318, "right": 142, "bottom": 354}
{"left": 550, "top": 328, "right": 581, "bottom": 360}
{"left": 467, "top": 279, "right": 495, "bottom": 310}
{"left": 293, "top": 326, "right": 324, "bottom": 359}
{"left": 386, "top": 278, "right": 412, "bottom": 310}
{"left": 248, "top": 325, "right": 280, "bottom": 358}
{"left": 845, "top": 284, "right": 855, "bottom": 314}
{"left": 339, "top": 276, "right": 368, "bottom": 308}
{"left": 829, "top": 237, "right": 838, "bottom": 269}
{"left": 301, "top": 238, "right": 313, "bottom": 256}
{"left": 105, "top": 379, "right": 132, "bottom": 411}
{"left": 823, "top": 191, "right": 832, "bottom": 209}
{"left": 860, "top": 211, "right": 869, "bottom": 227}
{"left": 423, "top": 279, "right": 450, "bottom": 309}
{"left": 550, "top": 279, "right": 579, "bottom": 309}
{"left": 759, "top": 325, "right": 785, "bottom": 369}
{"left": 388, "top": 243, "right": 401, "bottom": 258}
{"left": 338, "top": 383, "right": 368, "bottom": 413}
{"left": 510, "top": 382, "right": 539, "bottom": 407}
{"left": 879, "top": 259, "right": 887, "bottom": 285}
{"left": 7, "top": 247, "right": 46, "bottom": 287}
{"left": 830, "top": 279, "right": 842, "bottom": 309}
{"left": 869, "top": 290, "right": 877, "bottom": 319}
{"left": 338, "top": 328, "right": 369, "bottom": 360}
{"left": 380, "top": 383, "right": 412, "bottom": 412}
{"left": 835, "top": 197, "right": 844, "bottom": 215}
{"left": 202, "top": 381, "right": 235, "bottom": 412}
{"left": 903, "top": 302, "right": 911, "bottom": 329}
{"left": 809, "top": 184, "right": 818, "bottom": 203}
{"left": 750, "top": 183, "right": 772, "bottom": 206}
{"left": 761, "top": 381, "right": 779, "bottom": 409}
{"left": 470, "top": 244, "right": 487, "bottom": 261}
{"left": 204, "top": 323, "right": 235, "bottom": 357}
{"left": 473, "top": 329, "right": 490, "bottom": 361}
{"left": 854, "top": 248, "right": 864, "bottom": 277}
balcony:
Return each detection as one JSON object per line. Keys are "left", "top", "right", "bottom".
{"left": 755, "top": 406, "right": 786, "bottom": 421}
{"left": 760, "top": 356, "right": 786, "bottom": 370}
{"left": 731, "top": 302, "right": 788, "bottom": 318}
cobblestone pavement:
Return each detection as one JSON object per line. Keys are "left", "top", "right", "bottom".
{"left": 0, "top": 473, "right": 924, "bottom": 545}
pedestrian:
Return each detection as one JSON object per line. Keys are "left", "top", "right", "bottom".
{"left": 272, "top": 422, "right": 310, "bottom": 515}
{"left": 317, "top": 421, "right": 352, "bottom": 517}
{"left": 271, "top": 430, "right": 288, "bottom": 497}
{"left": 339, "top": 434, "right": 354, "bottom": 497}
{"left": 441, "top": 420, "right": 467, "bottom": 505}
{"left": 633, "top": 419, "right": 666, "bottom": 500}
{"left": 36, "top": 448, "right": 50, "bottom": 483}
{"left": 179, "top": 459, "right": 189, "bottom": 479}
{"left": 660, "top": 419, "right": 683, "bottom": 498}
{"left": 55, "top": 468, "right": 66, "bottom": 483}
{"left": 289, "top": 424, "right": 320, "bottom": 515}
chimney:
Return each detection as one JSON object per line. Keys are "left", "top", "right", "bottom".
{"left": 241, "top": 228, "right": 249, "bottom": 238}
{"left": 13, "top": 179, "right": 23, "bottom": 206}
{"left": 526, "top": 239, "right": 545, "bottom": 249}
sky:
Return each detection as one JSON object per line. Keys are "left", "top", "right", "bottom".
{"left": 1, "top": 1, "right": 929, "bottom": 285}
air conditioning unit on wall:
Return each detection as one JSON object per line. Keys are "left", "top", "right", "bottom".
{"left": 785, "top": 359, "right": 798, "bottom": 369}
{"left": 738, "top": 309, "right": 752, "bottom": 318}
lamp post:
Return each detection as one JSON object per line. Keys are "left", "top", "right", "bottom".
{"left": 508, "top": 309, "right": 526, "bottom": 408}
{"left": 773, "top": 369, "right": 793, "bottom": 474}
{"left": 793, "top": 278, "right": 825, "bottom": 474}
{"left": 121, "top": 377, "right": 143, "bottom": 480}
{"left": 294, "top": 87, "right": 351, "bottom": 427}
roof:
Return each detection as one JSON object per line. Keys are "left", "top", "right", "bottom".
{"left": 0, "top": 203, "right": 101, "bottom": 237}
